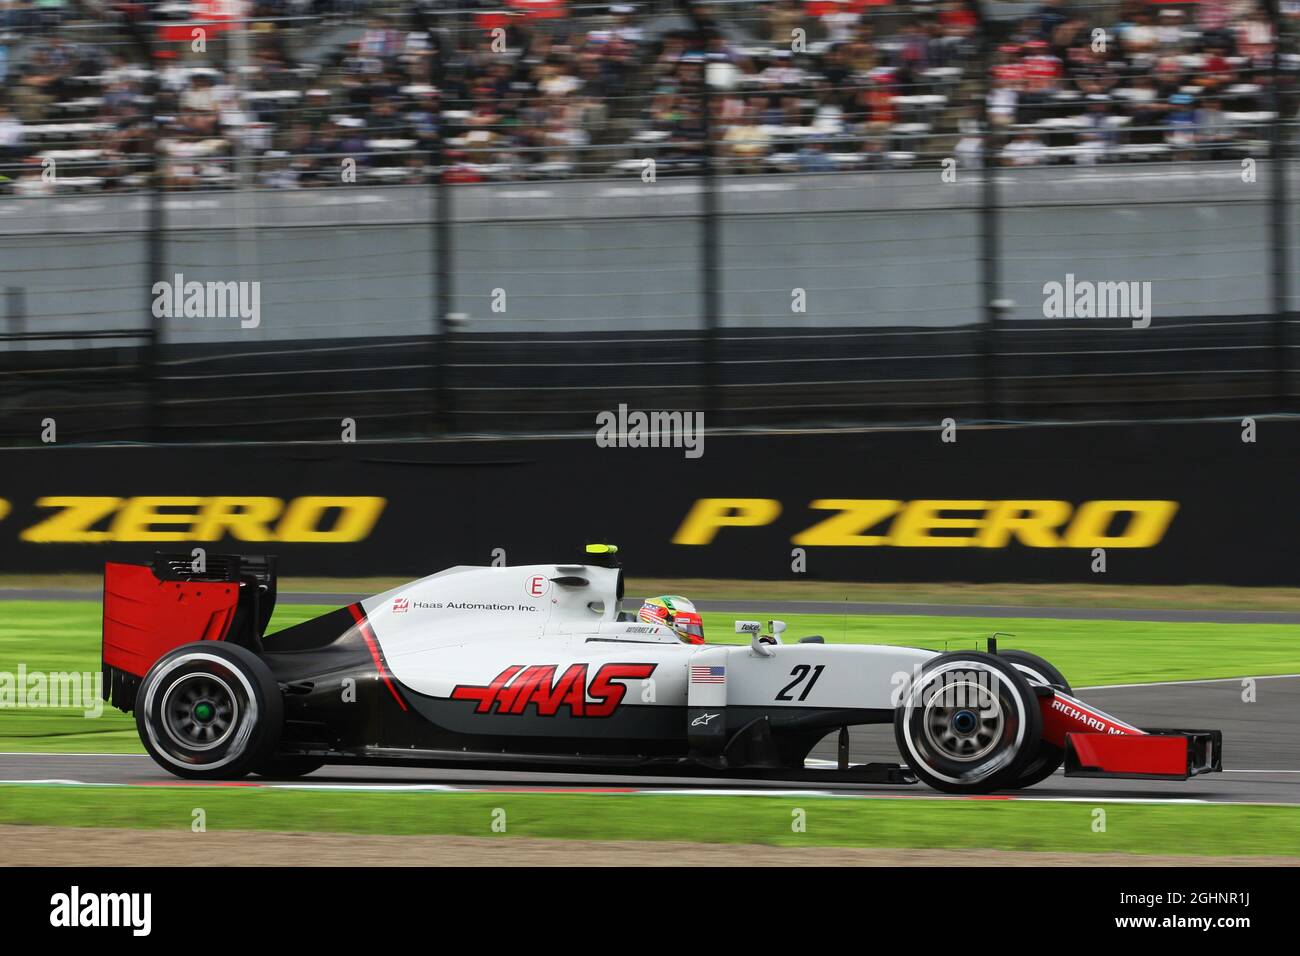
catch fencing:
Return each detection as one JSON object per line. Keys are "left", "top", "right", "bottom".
{"left": 0, "top": 3, "right": 1297, "bottom": 442}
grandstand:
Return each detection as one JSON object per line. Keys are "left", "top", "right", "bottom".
{"left": 0, "top": 1, "right": 1296, "bottom": 444}
{"left": 0, "top": 0, "right": 1292, "bottom": 192}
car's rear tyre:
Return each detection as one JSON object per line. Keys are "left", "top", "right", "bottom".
{"left": 895, "top": 651, "right": 1042, "bottom": 794}
{"left": 252, "top": 756, "right": 326, "bottom": 778}
{"left": 999, "top": 649, "right": 1071, "bottom": 790}
{"left": 135, "top": 642, "right": 283, "bottom": 780}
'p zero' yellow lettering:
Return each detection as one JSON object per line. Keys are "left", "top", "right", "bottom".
{"left": 192, "top": 497, "right": 284, "bottom": 541}
{"left": 672, "top": 498, "right": 781, "bottom": 545}
{"left": 21, "top": 497, "right": 122, "bottom": 542}
{"left": 1063, "top": 500, "right": 1179, "bottom": 548}
{"left": 975, "top": 500, "right": 1072, "bottom": 548}
{"left": 276, "top": 496, "right": 386, "bottom": 542}
{"left": 890, "top": 500, "right": 988, "bottom": 547}
{"left": 110, "top": 497, "right": 204, "bottom": 541}
{"left": 791, "top": 500, "right": 900, "bottom": 547}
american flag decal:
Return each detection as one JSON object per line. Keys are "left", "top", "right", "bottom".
{"left": 690, "top": 665, "right": 725, "bottom": 684}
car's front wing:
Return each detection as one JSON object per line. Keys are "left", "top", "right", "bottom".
{"left": 1041, "top": 688, "right": 1223, "bottom": 780}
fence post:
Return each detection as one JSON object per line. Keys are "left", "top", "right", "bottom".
{"left": 433, "top": 157, "right": 453, "bottom": 434}
{"left": 120, "top": 13, "right": 166, "bottom": 442}
{"left": 432, "top": 79, "right": 453, "bottom": 435}
{"left": 1267, "top": 0, "right": 1291, "bottom": 412}
{"left": 419, "top": 9, "right": 453, "bottom": 435}
{"left": 145, "top": 113, "right": 165, "bottom": 442}
{"left": 6, "top": 287, "right": 24, "bottom": 351}
{"left": 974, "top": 2, "right": 1000, "bottom": 422}
{"left": 683, "top": 0, "right": 721, "bottom": 423}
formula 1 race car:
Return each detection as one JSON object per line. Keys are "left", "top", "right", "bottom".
{"left": 101, "top": 547, "right": 1222, "bottom": 793}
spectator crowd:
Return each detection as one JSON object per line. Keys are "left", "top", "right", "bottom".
{"left": 0, "top": 0, "right": 1296, "bottom": 193}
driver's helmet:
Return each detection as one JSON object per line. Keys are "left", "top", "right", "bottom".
{"left": 638, "top": 595, "right": 705, "bottom": 645}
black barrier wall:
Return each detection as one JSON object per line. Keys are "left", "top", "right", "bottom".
{"left": 0, "top": 421, "right": 1295, "bottom": 585}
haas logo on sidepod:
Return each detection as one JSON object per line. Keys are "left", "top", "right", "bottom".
{"left": 451, "top": 663, "right": 657, "bottom": 717}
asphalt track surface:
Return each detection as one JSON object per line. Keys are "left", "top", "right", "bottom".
{"left": 2, "top": 676, "right": 1296, "bottom": 805}
{"left": 6, "top": 588, "right": 1300, "bottom": 624}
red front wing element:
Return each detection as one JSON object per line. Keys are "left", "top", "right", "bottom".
{"left": 102, "top": 561, "right": 240, "bottom": 678}
{"left": 1039, "top": 689, "right": 1222, "bottom": 780}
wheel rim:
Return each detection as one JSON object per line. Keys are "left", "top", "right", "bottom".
{"left": 921, "top": 679, "right": 1004, "bottom": 762}
{"left": 161, "top": 673, "right": 239, "bottom": 752}
{"left": 900, "top": 659, "right": 1030, "bottom": 787}
{"left": 142, "top": 652, "right": 262, "bottom": 772}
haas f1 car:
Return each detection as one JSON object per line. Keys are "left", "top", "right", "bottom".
{"left": 101, "top": 548, "right": 1222, "bottom": 793}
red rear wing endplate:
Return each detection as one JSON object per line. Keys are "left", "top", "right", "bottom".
{"left": 102, "top": 561, "right": 240, "bottom": 678}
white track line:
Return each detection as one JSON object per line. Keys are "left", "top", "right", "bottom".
{"left": 1222, "top": 769, "right": 1300, "bottom": 774}
{"left": 1077, "top": 673, "right": 1300, "bottom": 691}
{"left": 0, "top": 752, "right": 151, "bottom": 757}
{"left": 2, "top": 778, "right": 1295, "bottom": 806}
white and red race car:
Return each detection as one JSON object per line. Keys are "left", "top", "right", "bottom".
{"left": 102, "top": 548, "right": 1221, "bottom": 793}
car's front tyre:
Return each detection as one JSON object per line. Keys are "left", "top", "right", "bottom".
{"left": 894, "top": 651, "right": 1042, "bottom": 794}
{"left": 135, "top": 642, "right": 283, "bottom": 780}
{"left": 999, "top": 649, "right": 1072, "bottom": 790}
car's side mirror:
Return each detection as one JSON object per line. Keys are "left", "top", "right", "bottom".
{"left": 737, "top": 619, "right": 777, "bottom": 657}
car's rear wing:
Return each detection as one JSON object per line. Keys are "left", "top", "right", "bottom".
{"left": 102, "top": 552, "right": 277, "bottom": 712}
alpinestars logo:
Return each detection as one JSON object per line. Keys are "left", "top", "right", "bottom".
{"left": 451, "top": 663, "right": 657, "bottom": 717}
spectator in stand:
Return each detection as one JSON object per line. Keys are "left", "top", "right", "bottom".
{"left": 1079, "top": 93, "right": 1117, "bottom": 160}
{"left": 795, "top": 137, "right": 835, "bottom": 173}
{"left": 1195, "top": 95, "right": 1236, "bottom": 157}
{"left": 1165, "top": 92, "right": 1199, "bottom": 157}
{"left": 988, "top": 49, "right": 1021, "bottom": 127}
{"left": 937, "top": 1, "right": 977, "bottom": 54}
{"left": 1155, "top": 8, "right": 1188, "bottom": 51}
{"left": 894, "top": 19, "right": 932, "bottom": 86}
{"left": 0, "top": 104, "right": 23, "bottom": 169}
{"left": 1003, "top": 129, "right": 1047, "bottom": 166}
{"left": 722, "top": 102, "right": 770, "bottom": 172}
{"left": 854, "top": 73, "right": 897, "bottom": 137}
{"left": 762, "top": 0, "right": 810, "bottom": 48}
{"left": 1236, "top": 6, "right": 1274, "bottom": 65}
{"left": 1196, "top": 0, "right": 1237, "bottom": 49}
{"left": 1119, "top": 7, "right": 1160, "bottom": 59}
{"left": 1034, "top": 0, "right": 1071, "bottom": 42}
{"left": 358, "top": 15, "right": 401, "bottom": 66}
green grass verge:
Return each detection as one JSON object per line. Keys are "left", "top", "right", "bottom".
{"left": 0, "top": 785, "right": 1298, "bottom": 856}
{"left": 7, "top": 575, "right": 1300, "bottom": 612}
{"left": 2, "top": 600, "right": 1298, "bottom": 753}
